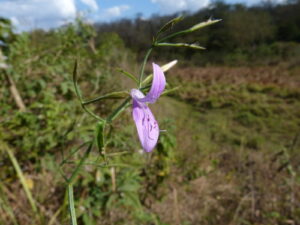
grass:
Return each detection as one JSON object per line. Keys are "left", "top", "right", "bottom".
{"left": 148, "top": 64, "right": 300, "bottom": 224}
{"left": 1, "top": 29, "right": 300, "bottom": 224}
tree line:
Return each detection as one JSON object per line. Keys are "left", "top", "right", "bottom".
{"left": 95, "top": 0, "right": 300, "bottom": 65}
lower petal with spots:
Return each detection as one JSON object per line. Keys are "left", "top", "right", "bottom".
{"left": 132, "top": 99, "right": 159, "bottom": 152}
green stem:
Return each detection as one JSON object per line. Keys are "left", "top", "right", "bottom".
{"left": 157, "top": 30, "right": 188, "bottom": 43}
{"left": 81, "top": 104, "right": 105, "bottom": 122}
{"left": 72, "top": 60, "right": 105, "bottom": 122}
{"left": 68, "top": 184, "right": 77, "bottom": 225}
{"left": 117, "top": 68, "right": 139, "bottom": 84}
{"left": 138, "top": 48, "right": 153, "bottom": 88}
{"left": 68, "top": 141, "right": 93, "bottom": 184}
{"left": 82, "top": 91, "right": 128, "bottom": 106}
{"left": 66, "top": 141, "right": 93, "bottom": 225}
{"left": 60, "top": 141, "right": 90, "bottom": 166}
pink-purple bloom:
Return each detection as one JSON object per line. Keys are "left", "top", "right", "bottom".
{"left": 131, "top": 63, "right": 166, "bottom": 152}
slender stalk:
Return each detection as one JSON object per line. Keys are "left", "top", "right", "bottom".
{"left": 3, "top": 69, "right": 26, "bottom": 112}
{"left": 3, "top": 143, "right": 37, "bottom": 213}
{"left": 67, "top": 184, "right": 77, "bottom": 225}
{"left": 72, "top": 60, "right": 105, "bottom": 122}
{"left": 68, "top": 142, "right": 93, "bottom": 184}
{"left": 64, "top": 142, "right": 93, "bottom": 225}
{"left": 82, "top": 91, "right": 128, "bottom": 106}
{"left": 81, "top": 104, "right": 105, "bottom": 121}
{"left": 138, "top": 48, "right": 153, "bottom": 88}
{"left": 117, "top": 68, "right": 139, "bottom": 84}
{"left": 157, "top": 30, "right": 188, "bottom": 43}
{"left": 60, "top": 141, "right": 90, "bottom": 166}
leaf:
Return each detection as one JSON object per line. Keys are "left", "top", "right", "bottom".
{"left": 96, "top": 121, "right": 106, "bottom": 154}
{"left": 3, "top": 143, "right": 37, "bottom": 213}
{"left": 161, "top": 86, "right": 181, "bottom": 96}
{"left": 156, "top": 16, "right": 184, "bottom": 37}
{"left": 156, "top": 42, "right": 205, "bottom": 50}
{"left": 188, "top": 18, "right": 222, "bottom": 32}
{"left": 117, "top": 68, "right": 138, "bottom": 84}
{"left": 83, "top": 91, "right": 129, "bottom": 105}
{"left": 72, "top": 60, "right": 82, "bottom": 101}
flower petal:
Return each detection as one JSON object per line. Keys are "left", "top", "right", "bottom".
{"left": 132, "top": 99, "right": 159, "bottom": 152}
{"left": 137, "top": 63, "right": 166, "bottom": 104}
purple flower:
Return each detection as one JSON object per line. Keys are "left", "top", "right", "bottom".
{"left": 131, "top": 63, "right": 166, "bottom": 152}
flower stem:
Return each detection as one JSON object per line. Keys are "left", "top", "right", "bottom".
{"left": 157, "top": 30, "right": 187, "bottom": 43}
{"left": 67, "top": 184, "right": 77, "bottom": 225}
{"left": 138, "top": 47, "right": 153, "bottom": 88}
{"left": 68, "top": 142, "right": 93, "bottom": 184}
{"left": 66, "top": 142, "right": 93, "bottom": 225}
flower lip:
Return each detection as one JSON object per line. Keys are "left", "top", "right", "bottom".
{"left": 131, "top": 62, "right": 166, "bottom": 152}
{"left": 132, "top": 99, "right": 159, "bottom": 152}
{"left": 133, "top": 63, "right": 166, "bottom": 104}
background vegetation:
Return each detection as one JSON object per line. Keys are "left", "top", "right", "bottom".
{"left": 0, "top": 0, "right": 300, "bottom": 225}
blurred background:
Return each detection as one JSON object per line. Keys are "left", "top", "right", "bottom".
{"left": 0, "top": 0, "right": 300, "bottom": 224}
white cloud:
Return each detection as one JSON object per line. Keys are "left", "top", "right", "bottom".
{"left": 80, "top": 0, "right": 98, "bottom": 11}
{"left": 0, "top": 0, "right": 99, "bottom": 31}
{"left": 229, "top": 0, "right": 287, "bottom": 5}
{"left": 105, "top": 5, "right": 130, "bottom": 17}
{"left": 151, "top": 0, "right": 210, "bottom": 13}
{"left": 90, "top": 4, "right": 131, "bottom": 22}
{"left": 0, "top": 0, "right": 77, "bottom": 31}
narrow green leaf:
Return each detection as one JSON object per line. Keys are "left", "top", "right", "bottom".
{"left": 156, "top": 16, "right": 184, "bottom": 37}
{"left": 157, "top": 19, "right": 221, "bottom": 43}
{"left": 3, "top": 143, "right": 38, "bottom": 213}
{"left": 72, "top": 60, "right": 82, "bottom": 101}
{"left": 161, "top": 86, "right": 181, "bottom": 96}
{"left": 117, "top": 68, "right": 138, "bottom": 84}
{"left": 96, "top": 121, "right": 106, "bottom": 155}
{"left": 106, "top": 97, "right": 131, "bottom": 123}
{"left": 68, "top": 142, "right": 93, "bottom": 184}
{"left": 83, "top": 91, "right": 129, "bottom": 105}
{"left": 156, "top": 42, "right": 205, "bottom": 50}
{"left": 188, "top": 18, "right": 222, "bottom": 32}
{"left": 72, "top": 60, "right": 105, "bottom": 121}
{"left": 60, "top": 141, "right": 90, "bottom": 166}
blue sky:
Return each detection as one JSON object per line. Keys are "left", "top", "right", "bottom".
{"left": 0, "top": 0, "right": 285, "bottom": 31}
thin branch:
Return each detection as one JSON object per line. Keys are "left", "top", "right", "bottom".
{"left": 3, "top": 69, "right": 26, "bottom": 112}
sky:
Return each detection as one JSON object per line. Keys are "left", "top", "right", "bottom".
{"left": 0, "top": 0, "right": 286, "bottom": 32}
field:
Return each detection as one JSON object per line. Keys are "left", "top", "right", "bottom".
{"left": 1, "top": 12, "right": 300, "bottom": 225}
